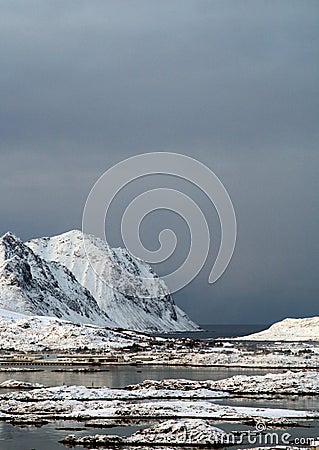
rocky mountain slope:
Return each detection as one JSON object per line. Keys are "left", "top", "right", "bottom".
{"left": 0, "top": 232, "right": 114, "bottom": 327}
{"left": 27, "top": 230, "right": 198, "bottom": 332}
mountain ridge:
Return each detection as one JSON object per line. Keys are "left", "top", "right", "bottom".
{"left": 26, "top": 229, "right": 199, "bottom": 332}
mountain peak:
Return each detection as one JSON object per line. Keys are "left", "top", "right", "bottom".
{"left": 0, "top": 231, "right": 22, "bottom": 245}
{"left": 0, "top": 231, "right": 28, "bottom": 264}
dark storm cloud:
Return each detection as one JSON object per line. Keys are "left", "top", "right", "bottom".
{"left": 1, "top": 1, "right": 318, "bottom": 324}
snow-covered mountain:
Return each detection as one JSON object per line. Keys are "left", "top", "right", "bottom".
{"left": 27, "top": 230, "right": 198, "bottom": 332}
{"left": 0, "top": 232, "right": 115, "bottom": 327}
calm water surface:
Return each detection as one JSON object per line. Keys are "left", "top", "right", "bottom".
{"left": 155, "top": 324, "right": 268, "bottom": 339}
{"left": 0, "top": 365, "right": 282, "bottom": 388}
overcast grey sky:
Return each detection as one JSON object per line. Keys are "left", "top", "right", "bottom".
{"left": 1, "top": 1, "right": 318, "bottom": 324}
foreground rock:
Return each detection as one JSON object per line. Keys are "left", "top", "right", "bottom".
{"left": 129, "top": 419, "right": 225, "bottom": 444}
{"left": 62, "top": 419, "right": 226, "bottom": 447}
{"left": 61, "top": 421, "right": 319, "bottom": 449}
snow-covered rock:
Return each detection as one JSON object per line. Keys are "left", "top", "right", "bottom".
{"left": 62, "top": 420, "right": 318, "bottom": 448}
{"left": 61, "top": 420, "right": 225, "bottom": 447}
{"left": 0, "top": 379, "right": 44, "bottom": 389}
{"left": 0, "top": 232, "right": 114, "bottom": 327}
{"left": 62, "top": 434, "right": 123, "bottom": 446}
{"left": 240, "top": 317, "right": 319, "bottom": 341}
{"left": 27, "top": 230, "right": 198, "bottom": 332}
{"left": 3, "top": 383, "right": 227, "bottom": 403}
{"left": 126, "top": 371, "right": 319, "bottom": 395}
{"left": 126, "top": 378, "right": 217, "bottom": 391}
{"left": 111, "top": 400, "right": 318, "bottom": 421}
{"left": 128, "top": 419, "right": 225, "bottom": 444}
{"left": 1, "top": 396, "right": 316, "bottom": 422}
{"left": 212, "top": 371, "right": 319, "bottom": 394}
{"left": 240, "top": 447, "right": 317, "bottom": 450}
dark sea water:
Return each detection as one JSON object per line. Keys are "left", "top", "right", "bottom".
{"left": 154, "top": 323, "right": 269, "bottom": 339}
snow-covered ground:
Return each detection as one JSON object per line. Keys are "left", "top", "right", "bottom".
{"left": 1, "top": 309, "right": 319, "bottom": 370}
{"left": 3, "top": 370, "right": 318, "bottom": 402}
{"left": 240, "top": 317, "right": 319, "bottom": 341}
{"left": 0, "top": 308, "right": 154, "bottom": 351}
{"left": 128, "top": 341, "right": 319, "bottom": 368}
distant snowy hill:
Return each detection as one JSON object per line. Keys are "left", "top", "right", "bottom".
{"left": 27, "top": 230, "right": 199, "bottom": 332}
{"left": 240, "top": 317, "right": 319, "bottom": 341}
{"left": 0, "top": 232, "right": 115, "bottom": 327}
